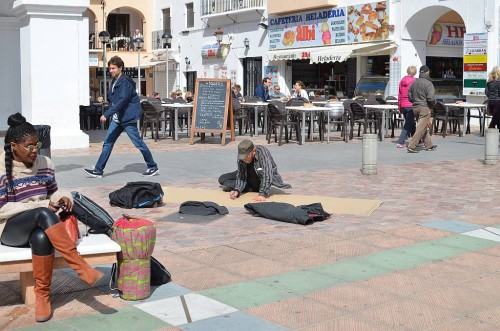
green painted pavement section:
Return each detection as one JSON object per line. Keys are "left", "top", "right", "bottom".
{"left": 201, "top": 234, "right": 500, "bottom": 309}
{"left": 19, "top": 305, "right": 169, "bottom": 331}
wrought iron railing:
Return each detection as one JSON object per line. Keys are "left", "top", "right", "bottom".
{"left": 89, "top": 30, "right": 155, "bottom": 51}
{"left": 201, "top": 0, "right": 264, "bottom": 16}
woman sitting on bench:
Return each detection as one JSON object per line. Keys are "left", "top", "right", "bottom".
{"left": 0, "top": 113, "right": 104, "bottom": 323}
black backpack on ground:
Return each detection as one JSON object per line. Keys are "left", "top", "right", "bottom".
{"left": 109, "top": 181, "right": 164, "bottom": 209}
{"left": 150, "top": 256, "right": 172, "bottom": 286}
{"left": 71, "top": 191, "right": 114, "bottom": 235}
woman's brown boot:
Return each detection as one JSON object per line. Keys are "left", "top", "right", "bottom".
{"left": 32, "top": 254, "right": 54, "bottom": 322}
{"left": 45, "top": 222, "right": 104, "bottom": 286}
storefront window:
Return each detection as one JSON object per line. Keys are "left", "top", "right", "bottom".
{"left": 426, "top": 57, "right": 463, "bottom": 79}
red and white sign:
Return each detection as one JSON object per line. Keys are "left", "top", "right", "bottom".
{"left": 427, "top": 23, "right": 465, "bottom": 47}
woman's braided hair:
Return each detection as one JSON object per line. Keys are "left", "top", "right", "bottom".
{"left": 4, "top": 113, "right": 38, "bottom": 191}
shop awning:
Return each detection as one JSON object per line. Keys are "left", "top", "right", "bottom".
{"left": 266, "top": 47, "right": 321, "bottom": 61}
{"left": 309, "top": 41, "right": 396, "bottom": 64}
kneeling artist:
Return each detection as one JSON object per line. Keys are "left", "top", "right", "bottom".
{"left": 219, "top": 140, "right": 291, "bottom": 201}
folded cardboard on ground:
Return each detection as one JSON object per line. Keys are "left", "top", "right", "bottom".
{"left": 163, "top": 187, "right": 382, "bottom": 216}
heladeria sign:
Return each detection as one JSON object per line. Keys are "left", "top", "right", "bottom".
{"left": 269, "top": 7, "right": 347, "bottom": 50}
{"left": 268, "top": 1, "right": 391, "bottom": 51}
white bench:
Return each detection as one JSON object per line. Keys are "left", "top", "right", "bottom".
{"left": 0, "top": 234, "right": 121, "bottom": 306}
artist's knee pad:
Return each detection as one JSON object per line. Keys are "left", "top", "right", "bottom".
{"left": 29, "top": 228, "right": 55, "bottom": 256}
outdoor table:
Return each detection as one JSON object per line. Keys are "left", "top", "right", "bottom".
{"left": 363, "top": 104, "right": 399, "bottom": 141}
{"left": 285, "top": 106, "right": 330, "bottom": 145}
{"left": 385, "top": 99, "right": 398, "bottom": 104}
{"left": 444, "top": 102, "right": 487, "bottom": 136}
{"left": 240, "top": 101, "right": 269, "bottom": 137}
{"left": 161, "top": 103, "right": 193, "bottom": 141}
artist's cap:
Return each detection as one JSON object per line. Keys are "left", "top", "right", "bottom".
{"left": 419, "top": 65, "right": 430, "bottom": 73}
{"left": 237, "top": 139, "right": 255, "bottom": 160}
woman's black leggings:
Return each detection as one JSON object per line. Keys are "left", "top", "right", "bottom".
{"left": 488, "top": 100, "right": 500, "bottom": 129}
{"left": 0, "top": 207, "right": 60, "bottom": 256}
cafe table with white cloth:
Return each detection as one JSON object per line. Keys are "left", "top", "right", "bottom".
{"left": 444, "top": 102, "right": 487, "bottom": 136}
{"left": 161, "top": 103, "right": 193, "bottom": 141}
{"left": 285, "top": 105, "right": 331, "bottom": 145}
{"left": 240, "top": 101, "right": 269, "bottom": 137}
{"left": 362, "top": 104, "right": 399, "bottom": 141}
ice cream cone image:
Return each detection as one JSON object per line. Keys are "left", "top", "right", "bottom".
{"left": 429, "top": 23, "right": 442, "bottom": 45}
{"left": 321, "top": 22, "right": 331, "bottom": 45}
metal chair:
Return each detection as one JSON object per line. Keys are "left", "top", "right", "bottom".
{"left": 232, "top": 98, "right": 251, "bottom": 136}
{"left": 141, "top": 99, "right": 165, "bottom": 141}
{"left": 267, "top": 100, "right": 301, "bottom": 145}
{"left": 430, "top": 101, "right": 461, "bottom": 137}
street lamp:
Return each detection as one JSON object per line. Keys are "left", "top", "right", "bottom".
{"left": 162, "top": 32, "right": 172, "bottom": 98}
{"left": 243, "top": 38, "right": 250, "bottom": 49}
{"left": 214, "top": 27, "right": 223, "bottom": 43}
{"left": 98, "top": 31, "right": 110, "bottom": 102}
{"left": 133, "top": 37, "right": 144, "bottom": 95}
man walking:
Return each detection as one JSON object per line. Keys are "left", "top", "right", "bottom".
{"left": 407, "top": 65, "right": 437, "bottom": 153}
{"left": 84, "top": 56, "right": 159, "bottom": 178}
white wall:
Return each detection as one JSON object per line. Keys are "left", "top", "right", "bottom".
{"left": 0, "top": 17, "right": 22, "bottom": 131}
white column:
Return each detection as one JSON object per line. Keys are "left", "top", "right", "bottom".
{"left": 13, "top": 0, "right": 90, "bottom": 150}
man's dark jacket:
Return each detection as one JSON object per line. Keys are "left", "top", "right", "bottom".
{"left": 234, "top": 145, "right": 290, "bottom": 197}
{"left": 253, "top": 84, "right": 269, "bottom": 101}
{"left": 408, "top": 74, "right": 436, "bottom": 109}
{"left": 104, "top": 74, "right": 142, "bottom": 124}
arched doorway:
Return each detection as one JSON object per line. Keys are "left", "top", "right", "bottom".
{"left": 404, "top": 6, "right": 466, "bottom": 100}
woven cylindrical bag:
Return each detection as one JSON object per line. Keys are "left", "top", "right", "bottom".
{"left": 112, "top": 215, "right": 156, "bottom": 300}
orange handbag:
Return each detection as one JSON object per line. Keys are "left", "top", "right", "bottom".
{"left": 59, "top": 212, "right": 80, "bottom": 245}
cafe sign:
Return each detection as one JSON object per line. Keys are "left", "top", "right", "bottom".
{"left": 463, "top": 32, "right": 487, "bottom": 95}
{"left": 269, "top": 7, "right": 347, "bottom": 50}
{"left": 427, "top": 23, "right": 465, "bottom": 47}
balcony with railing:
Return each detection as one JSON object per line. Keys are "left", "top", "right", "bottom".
{"left": 89, "top": 30, "right": 153, "bottom": 52}
{"left": 201, "top": 0, "right": 265, "bottom": 17}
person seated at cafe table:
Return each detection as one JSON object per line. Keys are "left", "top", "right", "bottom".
{"left": 269, "top": 84, "right": 286, "bottom": 99}
{"left": 253, "top": 77, "right": 271, "bottom": 101}
{"left": 218, "top": 139, "right": 291, "bottom": 202}
{"left": 185, "top": 91, "right": 193, "bottom": 103}
{"left": 232, "top": 84, "right": 243, "bottom": 99}
{"left": 290, "top": 80, "right": 309, "bottom": 101}
{"left": 152, "top": 92, "right": 161, "bottom": 100}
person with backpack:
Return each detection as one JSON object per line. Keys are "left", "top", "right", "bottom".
{"left": 0, "top": 113, "right": 104, "bottom": 322}
{"left": 84, "top": 56, "right": 159, "bottom": 178}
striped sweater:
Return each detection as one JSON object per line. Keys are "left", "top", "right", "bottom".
{"left": 234, "top": 145, "right": 291, "bottom": 197}
{"left": 0, "top": 153, "right": 69, "bottom": 235}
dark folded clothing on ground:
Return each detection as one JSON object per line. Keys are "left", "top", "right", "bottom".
{"left": 244, "top": 202, "right": 330, "bottom": 225}
{"left": 179, "top": 201, "right": 229, "bottom": 216}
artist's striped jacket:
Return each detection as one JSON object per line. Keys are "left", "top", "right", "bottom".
{"left": 0, "top": 153, "right": 68, "bottom": 235}
{"left": 234, "top": 145, "right": 291, "bottom": 197}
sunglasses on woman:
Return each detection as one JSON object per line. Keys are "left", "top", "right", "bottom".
{"left": 18, "top": 141, "right": 42, "bottom": 153}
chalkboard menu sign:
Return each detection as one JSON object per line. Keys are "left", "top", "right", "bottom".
{"left": 190, "top": 78, "right": 234, "bottom": 145}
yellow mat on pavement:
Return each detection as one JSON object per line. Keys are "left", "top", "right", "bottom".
{"left": 163, "top": 187, "right": 383, "bottom": 216}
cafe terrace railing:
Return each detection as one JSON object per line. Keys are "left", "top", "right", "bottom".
{"left": 200, "top": 0, "right": 264, "bottom": 17}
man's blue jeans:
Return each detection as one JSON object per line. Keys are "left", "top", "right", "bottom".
{"left": 94, "top": 120, "right": 157, "bottom": 173}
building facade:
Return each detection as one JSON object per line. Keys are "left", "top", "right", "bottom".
{"left": 0, "top": 0, "right": 499, "bottom": 149}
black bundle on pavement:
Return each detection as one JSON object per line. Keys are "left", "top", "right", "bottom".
{"left": 244, "top": 202, "right": 330, "bottom": 225}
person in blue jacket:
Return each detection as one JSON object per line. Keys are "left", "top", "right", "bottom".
{"left": 253, "top": 77, "right": 271, "bottom": 101}
{"left": 84, "top": 56, "right": 158, "bottom": 178}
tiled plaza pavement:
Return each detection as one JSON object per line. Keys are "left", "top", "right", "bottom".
{"left": 1, "top": 128, "right": 500, "bottom": 330}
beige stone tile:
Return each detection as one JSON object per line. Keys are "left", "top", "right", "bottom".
{"left": 414, "top": 286, "right": 499, "bottom": 315}
{"left": 228, "top": 239, "right": 298, "bottom": 256}
{"left": 175, "top": 245, "right": 257, "bottom": 265}
{"left": 384, "top": 225, "right": 451, "bottom": 241}
{"left": 215, "top": 257, "right": 297, "bottom": 279}
{"left": 360, "top": 271, "right": 439, "bottom": 298}
{"left": 351, "top": 232, "right": 417, "bottom": 250}
{"left": 428, "top": 317, "right": 499, "bottom": 331}
{"left": 360, "top": 298, "right": 461, "bottom": 330}
{"left": 246, "top": 296, "right": 348, "bottom": 330}
{"left": 399, "top": 260, "right": 482, "bottom": 286}
{"left": 297, "top": 314, "right": 396, "bottom": 331}
{"left": 445, "top": 252, "right": 500, "bottom": 275}
{"left": 474, "top": 306, "right": 500, "bottom": 327}
{"left": 303, "top": 283, "right": 397, "bottom": 312}
{"left": 172, "top": 266, "right": 247, "bottom": 291}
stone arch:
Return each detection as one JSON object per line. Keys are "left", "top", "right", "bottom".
{"left": 404, "top": 5, "right": 466, "bottom": 41}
